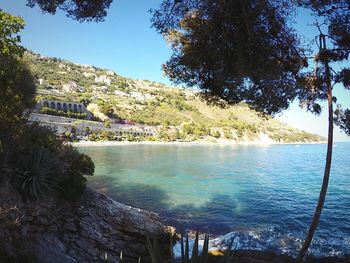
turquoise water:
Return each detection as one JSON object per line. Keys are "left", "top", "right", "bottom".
{"left": 78, "top": 143, "right": 350, "bottom": 257}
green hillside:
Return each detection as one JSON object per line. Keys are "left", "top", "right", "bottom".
{"left": 25, "top": 51, "right": 325, "bottom": 143}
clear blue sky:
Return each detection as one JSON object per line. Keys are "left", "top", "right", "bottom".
{"left": 1, "top": 0, "right": 349, "bottom": 141}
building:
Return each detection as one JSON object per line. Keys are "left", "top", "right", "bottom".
{"left": 36, "top": 99, "right": 92, "bottom": 120}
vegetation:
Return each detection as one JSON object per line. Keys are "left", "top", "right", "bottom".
{"left": 10, "top": 124, "right": 95, "bottom": 200}
{"left": 41, "top": 106, "right": 87, "bottom": 119}
{"left": 26, "top": 0, "right": 112, "bottom": 22}
{"left": 0, "top": 10, "right": 95, "bottom": 202}
{"left": 0, "top": 10, "right": 36, "bottom": 162}
{"left": 13, "top": 146, "right": 59, "bottom": 201}
{"left": 26, "top": 52, "right": 324, "bottom": 143}
{"left": 145, "top": 230, "right": 235, "bottom": 263}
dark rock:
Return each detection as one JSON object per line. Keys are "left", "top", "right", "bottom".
{"left": 0, "top": 182, "right": 174, "bottom": 263}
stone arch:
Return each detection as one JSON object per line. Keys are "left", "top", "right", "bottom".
{"left": 43, "top": 101, "right": 49, "bottom": 107}
{"left": 50, "top": 102, "right": 56, "bottom": 109}
{"left": 57, "top": 102, "right": 62, "bottom": 111}
{"left": 78, "top": 104, "right": 83, "bottom": 113}
{"left": 68, "top": 104, "right": 73, "bottom": 112}
{"left": 63, "top": 103, "right": 68, "bottom": 112}
{"left": 73, "top": 104, "right": 78, "bottom": 113}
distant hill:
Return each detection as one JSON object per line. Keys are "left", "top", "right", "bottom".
{"left": 25, "top": 51, "right": 325, "bottom": 143}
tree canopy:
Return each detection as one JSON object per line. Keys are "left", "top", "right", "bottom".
{"left": 0, "top": 10, "right": 36, "bottom": 144}
{"left": 151, "top": 0, "right": 350, "bottom": 126}
{"left": 151, "top": 0, "right": 308, "bottom": 115}
{"left": 26, "top": 0, "right": 113, "bottom": 22}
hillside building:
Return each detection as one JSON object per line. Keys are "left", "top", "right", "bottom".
{"left": 36, "top": 99, "right": 92, "bottom": 120}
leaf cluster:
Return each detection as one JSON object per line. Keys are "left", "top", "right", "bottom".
{"left": 9, "top": 124, "right": 95, "bottom": 201}
{"left": 26, "top": 0, "right": 113, "bottom": 22}
{"left": 152, "top": 0, "right": 305, "bottom": 115}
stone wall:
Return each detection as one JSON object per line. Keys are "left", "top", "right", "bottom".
{"left": 0, "top": 180, "right": 174, "bottom": 263}
{"left": 29, "top": 113, "right": 157, "bottom": 138}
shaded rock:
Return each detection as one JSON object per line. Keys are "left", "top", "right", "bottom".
{"left": 0, "top": 180, "right": 174, "bottom": 263}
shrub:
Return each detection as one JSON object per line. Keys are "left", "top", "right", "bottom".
{"left": 57, "top": 146, "right": 94, "bottom": 200}
{"left": 100, "top": 130, "right": 115, "bottom": 141}
{"left": 9, "top": 124, "right": 94, "bottom": 201}
{"left": 211, "top": 130, "right": 221, "bottom": 138}
{"left": 41, "top": 107, "right": 87, "bottom": 119}
{"left": 13, "top": 146, "right": 59, "bottom": 201}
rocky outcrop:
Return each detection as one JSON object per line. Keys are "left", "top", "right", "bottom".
{"left": 0, "top": 180, "right": 174, "bottom": 263}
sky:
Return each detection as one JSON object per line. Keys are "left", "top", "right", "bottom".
{"left": 1, "top": 0, "right": 350, "bottom": 141}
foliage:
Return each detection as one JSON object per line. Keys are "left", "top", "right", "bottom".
{"left": 0, "top": 11, "right": 36, "bottom": 151}
{"left": 334, "top": 108, "right": 350, "bottom": 135}
{"left": 0, "top": 10, "right": 25, "bottom": 60}
{"left": 41, "top": 106, "right": 87, "bottom": 119}
{"left": 57, "top": 145, "right": 94, "bottom": 200}
{"left": 297, "top": 0, "right": 350, "bottom": 134}
{"left": 26, "top": 0, "right": 113, "bottom": 22}
{"left": 9, "top": 124, "right": 94, "bottom": 200}
{"left": 13, "top": 146, "right": 59, "bottom": 201}
{"left": 151, "top": 0, "right": 305, "bottom": 115}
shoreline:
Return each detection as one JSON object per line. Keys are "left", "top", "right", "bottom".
{"left": 72, "top": 140, "right": 327, "bottom": 147}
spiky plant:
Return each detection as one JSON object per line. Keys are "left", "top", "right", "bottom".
{"left": 146, "top": 232, "right": 162, "bottom": 263}
{"left": 145, "top": 229, "right": 236, "bottom": 263}
{"left": 14, "top": 147, "right": 59, "bottom": 200}
{"left": 146, "top": 229, "right": 210, "bottom": 263}
{"left": 180, "top": 230, "right": 209, "bottom": 263}
{"left": 221, "top": 237, "right": 236, "bottom": 263}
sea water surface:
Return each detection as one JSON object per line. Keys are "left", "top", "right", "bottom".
{"left": 78, "top": 143, "right": 350, "bottom": 257}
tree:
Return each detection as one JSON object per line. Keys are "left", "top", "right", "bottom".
{"left": 294, "top": 2, "right": 350, "bottom": 261}
{"left": 151, "top": 1, "right": 349, "bottom": 262}
{"left": 0, "top": 10, "right": 36, "bottom": 158}
{"left": 26, "top": 0, "right": 113, "bottom": 22}
{"left": 151, "top": 0, "right": 307, "bottom": 115}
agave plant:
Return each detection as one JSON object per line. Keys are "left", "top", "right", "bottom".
{"left": 146, "top": 232, "right": 162, "bottom": 263}
{"left": 221, "top": 237, "right": 236, "bottom": 263}
{"left": 14, "top": 147, "right": 59, "bottom": 200}
{"left": 180, "top": 230, "right": 210, "bottom": 263}
{"left": 146, "top": 229, "right": 210, "bottom": 263}
{"left": 146, "top": 229, "right": 236, "bottom": 263}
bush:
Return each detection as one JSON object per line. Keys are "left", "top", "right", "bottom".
{"left": 41, "top": 107, "right": 87, "bottom": 119}
{"left": 9, "top": 124, "right": 94, "bottom": 201}
{"left": 211, "top": 130, "right": 221, "bottom": 138}
{"left": 57, "top": 146, "right": 94, "bottom": 200}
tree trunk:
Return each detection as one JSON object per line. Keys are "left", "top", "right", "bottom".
{"left": 295, "top": 54, "right": 334, "bottom": 262}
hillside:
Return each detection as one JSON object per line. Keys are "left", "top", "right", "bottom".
{"left": 25, "top": 51, "right": 325, "bottom": 143}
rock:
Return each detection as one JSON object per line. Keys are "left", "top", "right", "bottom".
{"left": 0, "top": 181, "right": 174, "bottom": 263}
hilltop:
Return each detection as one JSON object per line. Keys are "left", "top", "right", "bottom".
{"left": 25, "top": 51, "right": 325, "bottom": 143}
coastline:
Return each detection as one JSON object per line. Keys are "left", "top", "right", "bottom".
{"left": 72, "top": 140, "right": 327, "bottom": 147}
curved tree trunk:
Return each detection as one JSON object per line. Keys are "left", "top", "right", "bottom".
{"left": 295, "top": 55, "right": 334, "bottom": 262}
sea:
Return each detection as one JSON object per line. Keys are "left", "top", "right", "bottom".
{"left": 77, "top": 142, "right": 350, "bottom": 258}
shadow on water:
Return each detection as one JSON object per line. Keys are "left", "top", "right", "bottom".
{"left": 80, "top": 143, "right": 350, "bottom": 257}
{"left": 88, "top": 174, "right": 302, "bottom": 235}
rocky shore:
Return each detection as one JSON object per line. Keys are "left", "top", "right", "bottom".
{"left": 1, "top": 177, "right": 349, "bottom": 263}
{"left": 0, "top": 179, "right": 174, "bottom": 263}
